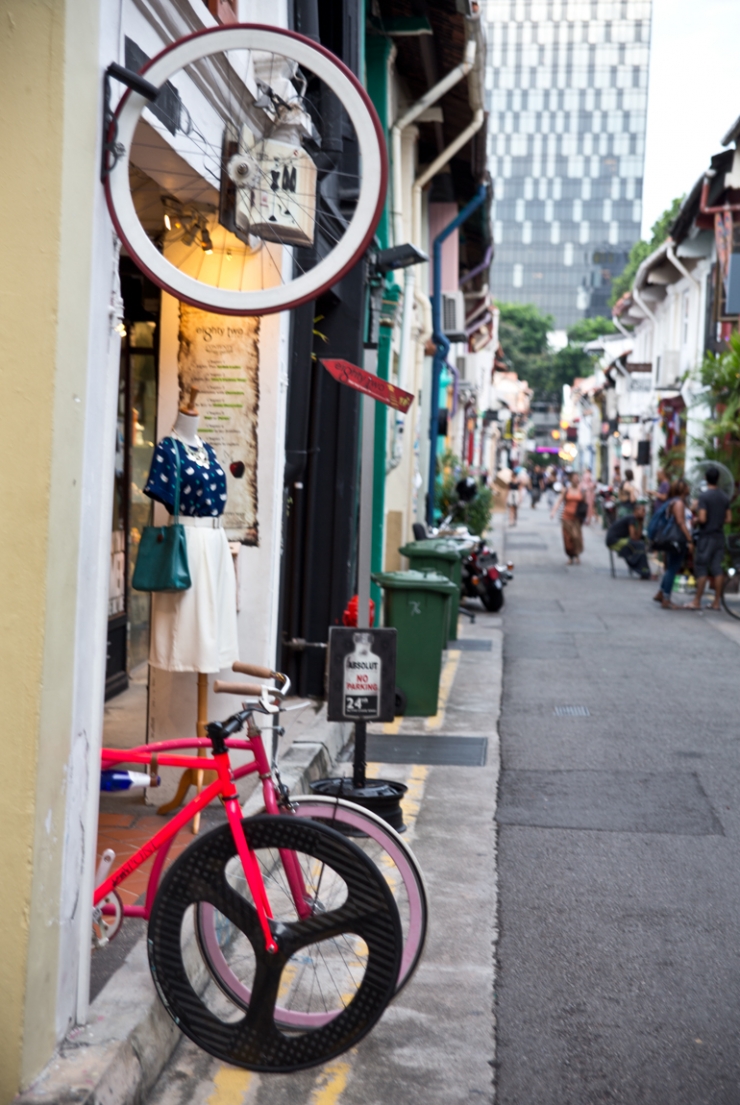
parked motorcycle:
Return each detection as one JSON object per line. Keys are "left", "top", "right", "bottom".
{"left": 415, "top": 476, "right": 514, "bottom": 612}
{"left": 461, "top": 539, "right": 513, "bottom": 612}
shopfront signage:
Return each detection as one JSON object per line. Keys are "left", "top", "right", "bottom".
{"left": 177, "top": 304, "right": 259, "bottom": 544}
{"left": 326, "top": 627, "right": 397, "bottom": 722}
{"left": 321, "top": 359, "right": 414, "bottom": 412}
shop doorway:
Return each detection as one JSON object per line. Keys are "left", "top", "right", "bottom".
{"left": 105, "top": 260, "right": 160, "bottom": 709}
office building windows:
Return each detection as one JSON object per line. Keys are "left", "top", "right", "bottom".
{"left": 486, "top": 0, "right": 651, "bottom": 326}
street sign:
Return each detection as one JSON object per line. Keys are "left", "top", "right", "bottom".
{"left": 326, "top": 627, "right": 397, "bottom": 722}
{"left": 321, "top": 358, "right": 414, "bottom": 412}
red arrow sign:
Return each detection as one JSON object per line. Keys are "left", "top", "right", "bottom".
{"left": 321, "top": 359, "right": 415, "bottom": 413}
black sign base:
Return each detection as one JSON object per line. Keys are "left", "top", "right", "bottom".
{"left": 309, "top": 775, "right": 407, "bottom": 833}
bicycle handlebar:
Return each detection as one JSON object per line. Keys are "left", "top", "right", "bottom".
{"left": 232, "top": 661, "right": 287, "bottom": 683}
{"left": 214, "top": 679, "right": 263, "bottom": 697}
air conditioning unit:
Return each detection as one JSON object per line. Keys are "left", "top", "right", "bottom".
{"left": 441, "top": 292, "right": 466, "bottom": 341}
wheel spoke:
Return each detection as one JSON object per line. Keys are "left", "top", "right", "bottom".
{"left": 107, "top": 25, "right": 387, "bottom": 314}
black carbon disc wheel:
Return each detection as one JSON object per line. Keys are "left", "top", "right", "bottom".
{"left": 147, "top": 815, "right": 401, "bottom": 1072}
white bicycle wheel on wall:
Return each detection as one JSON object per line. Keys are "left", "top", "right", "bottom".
{"left": 104, "top": 25, "right": 388, "bottom": 316}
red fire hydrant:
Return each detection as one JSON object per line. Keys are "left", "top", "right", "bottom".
{"left": 342, "top": 594, "right": 376, "bottom": 627}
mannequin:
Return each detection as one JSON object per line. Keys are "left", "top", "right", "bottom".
{"left": 144, "top": 387, "right": 239, "bottom": 831}
{"left": 172, "top": 398, "right": 200, "bottom": 448}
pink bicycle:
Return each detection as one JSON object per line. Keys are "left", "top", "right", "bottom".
{"left": 95, "top": 663, "right": 427, "bottom": 1071}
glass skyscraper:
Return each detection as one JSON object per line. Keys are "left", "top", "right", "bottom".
{"left": 485, "top": 0, "right": 652, "bottom": 329}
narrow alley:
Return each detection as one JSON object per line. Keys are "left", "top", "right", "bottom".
{"left": 497, "top": 509, "right": 740, "bottom": 1103}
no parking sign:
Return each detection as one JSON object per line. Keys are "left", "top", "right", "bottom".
{"left": 326, "top": 627, "right": 397, "bottom": 722}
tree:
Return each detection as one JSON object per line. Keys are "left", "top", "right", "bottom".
{"left": 694, "top": 333, "right": 740, "bottom": 524}
{"left": 495, "top": 301, "right": 555, "bottom": 399}
{"left": 496, "top": 302, "right": 553, "bottom": 367}
{"left": 495, "top": 304, "right": 614, "bottom": 401}
{"left": 566, "top": 316, "right": 618, "bottom": 344}
{"left": 609, "top": 196, "right": 685, "bottom": 307}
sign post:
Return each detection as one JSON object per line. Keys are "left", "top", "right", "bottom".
{"left": 315, "top": 360, "right": 415, "bottom": 804}
{"left": 326, "top": 626, "right": 397, "bottom": 789}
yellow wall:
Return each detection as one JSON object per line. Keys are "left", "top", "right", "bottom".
{"left": 0, "top": 0, "right": 100, "bottom": 1097}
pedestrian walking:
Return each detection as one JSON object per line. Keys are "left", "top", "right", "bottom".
{"left": 654, "top": 479, "right": 693, "bottom": 609}
{"left": 530, "top": 464, "right": 544, "bottom": 508}
{"left": 507, "top": 470, "right": 521, "bottom": 527}
{"left": 581, "top": 467, "right": 596, "bottom": 524}
{"left": 686, "top": 465, "right": 732, "bottom": 610}
{"left": 617, "top": 467, "right": 639, "bottom": 516}
{"left": 544, "top": 466, "right": 557, "bottom": 507}
{"left": 551, "top": 471, "right": 586, "bottom": 564}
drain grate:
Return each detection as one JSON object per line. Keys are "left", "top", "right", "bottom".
{"left": 451, "top": 639, "right": 492, "bottom": 652}
{"left": 367, "top": 734, "right": 488, "bottom": 766}
{"left": 553, "top": 705, "right": 590, "bottom": 717}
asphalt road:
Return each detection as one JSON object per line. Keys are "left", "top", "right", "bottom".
{"left": 497, "top": 505, "right": 740, "bottom": 1104}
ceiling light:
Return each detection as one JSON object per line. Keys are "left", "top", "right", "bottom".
{"left": 201, "top": 227, "right": 214, "bottom": 254}
{"left": 163, "top": 213, "right": 171, "bottom": 230}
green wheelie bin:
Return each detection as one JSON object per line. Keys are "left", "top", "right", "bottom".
{"left": 398, "top": 538, "right": 464, "bottom": 641}
{"left": 372, "top": 569, "right": 458, "bottom": 716}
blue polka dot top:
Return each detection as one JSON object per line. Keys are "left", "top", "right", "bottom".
{"left": 143, "top": 437, "right": 227, "bottom": 517}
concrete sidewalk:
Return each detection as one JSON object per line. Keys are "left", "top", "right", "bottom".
{"left": 15, "top": 707, "right": 351, "bottom": 1105}
{"left": 17, "top": 520, "right": 505, "bottom": 1105}
{"left": 140, "top": 604, "right": 502, "bottom": 1105}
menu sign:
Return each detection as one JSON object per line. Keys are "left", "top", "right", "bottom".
{"left": 178, "top": 305, "right": 260, "bottom": 544}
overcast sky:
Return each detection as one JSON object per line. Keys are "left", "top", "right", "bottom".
{"left": 641, "top": 0, "right": 740, "bottom": 238}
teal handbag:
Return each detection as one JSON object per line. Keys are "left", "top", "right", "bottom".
{"left": 132, "top": 440, "right": 192, "bottom": 593}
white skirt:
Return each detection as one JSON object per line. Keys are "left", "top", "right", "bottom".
{"left": 149, "top": 525, "right": 239, "bottom": 673}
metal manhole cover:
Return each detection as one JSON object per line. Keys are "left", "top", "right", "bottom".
{"left": 367, "top": 735, "right": 488, "bottom": 766}
{"left": 553, "top": 705, "right": 590, "bottom": 717}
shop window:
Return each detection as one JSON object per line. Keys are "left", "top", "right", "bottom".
{"left": 106, "top": 269, "right": 160, "bottom": 702}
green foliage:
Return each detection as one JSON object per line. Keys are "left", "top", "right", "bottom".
{"left": 700, "top": 331, "right": 740, "bottom": 413}
{"left": 566, "top": 316, "right": 618, "bottom": 344}
{"left": 435, "top": 450, "right": 493, "bottom": 535}
{"left": 549, "top": 344, "right": 595, "bottom": 393}
{"left": 495, "top": 303, "right": 616, "bottom": 401}
{"left": 658, "top": 443, "right": 686, "bottom": 482}
{"left": 496, "top": 301, "right": 552, "bottom": 369}
{"left": 697, "top": 332, "right": 740, "bottom": 470}
{"left": 609, "top": 196, "right": 685, "bottom": 307}
{"left": 693, "top": 333, "right": 740, "bottom": 524}
{"left": 496, "top": 300, "right": 555, "bottom": 401}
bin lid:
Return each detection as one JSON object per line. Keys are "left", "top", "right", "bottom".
{"left": 372, "top": 569, "right": 458, "bottom": 593}
{"left": 398, "top": 539, "right": 462, "bottom": 561}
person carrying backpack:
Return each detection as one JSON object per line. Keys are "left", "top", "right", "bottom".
{"left": 653, "top": 479, "right": 693, "bottom": 608}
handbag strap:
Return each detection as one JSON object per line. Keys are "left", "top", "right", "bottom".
{"left": 167, "top": 437, "right": 182, "bottom": 521}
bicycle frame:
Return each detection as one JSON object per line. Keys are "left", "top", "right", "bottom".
{"left": 96, "top": 728, "right": 310, "bottom": 954}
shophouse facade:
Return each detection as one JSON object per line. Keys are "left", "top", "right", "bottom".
{"left": 564, "top": 114, "right": 740, "bottom": 490}
{"left": 0, "top": 0, "right": 305, "bottom": 1097}
{"left": 1, "top": 1, "right": 493, "bottom": 1096}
